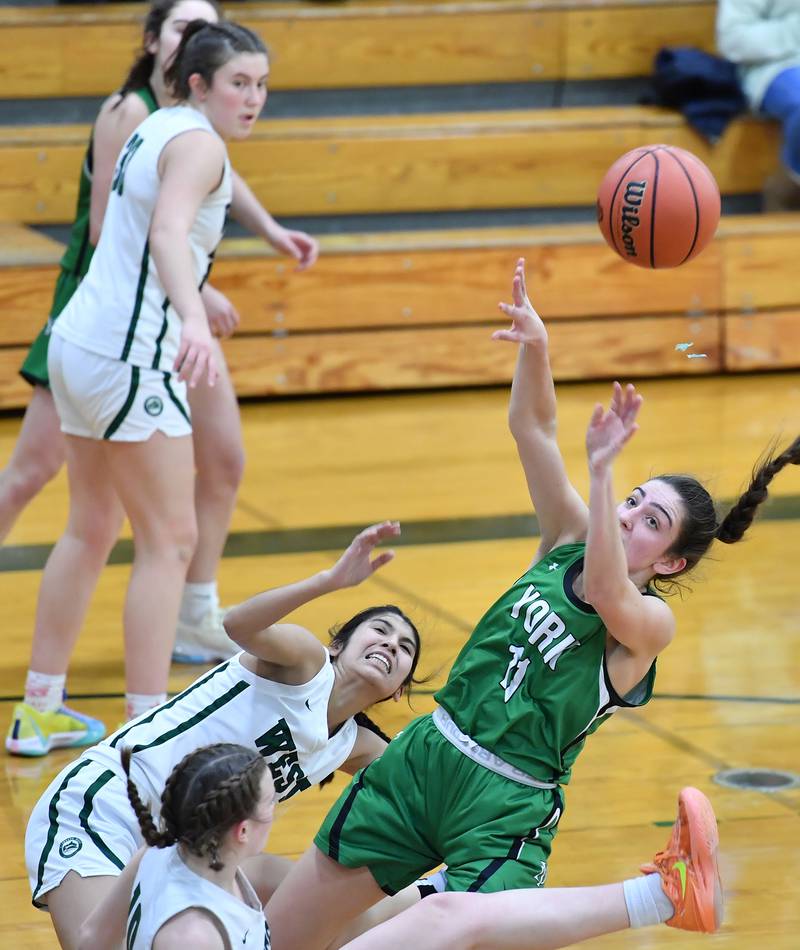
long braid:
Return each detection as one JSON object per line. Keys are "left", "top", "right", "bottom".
{"left": 717, "top": 435, "right": 800, "bottom": 543}
{"left": 120, "top": 747, "right": 176, "bottom": 849}
{"left": 179, "top": 751, "right": 265, "bottom": 870}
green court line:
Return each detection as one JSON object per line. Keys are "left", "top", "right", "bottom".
{"left": 0, "top": 690, "right": 797, "bottom": 705}
{"left": 3, "top": 493, "right": 800, "bottom": 574}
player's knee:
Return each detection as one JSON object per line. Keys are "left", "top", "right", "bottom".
{"left": 197, "top": 441, "right": 245, "bottom": 495}
{"left": 2, "top": 448, "right": 62, "bottom": 504}
{"left": 415, "top": 893, "right": 483, "bottom": 949}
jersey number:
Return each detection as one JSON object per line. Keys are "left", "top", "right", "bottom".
{"left": 112, "top": 133, "right": 144, "bottom": 197}
{"left": 126, "top": 882, "right": 142, "bottom": 950}
{"left": 500, "top": 644, "right": 530, "bottom": 702}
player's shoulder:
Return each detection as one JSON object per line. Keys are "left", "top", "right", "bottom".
{"left": 95, "top": 91, "right": 151, "bottom": 136}
{"left": 153, "top": 907, "right": 226, "bottom": 950}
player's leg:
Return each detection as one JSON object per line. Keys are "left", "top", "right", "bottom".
{"left": 47, "top": 872, "right": 118, "bottom": 950}
{"left": 0, "top": 384, "right": 65, "bottom": 542}
{"left": 339, "top": 786, "right": 723, "bottom": 949}
{"left": 174, "top": 341, "right": 243, "bottom": 662}
{"left": 266, "top": 845, "right": 389, "bottom": 950}
{"left": 6, "top": 434, "right": 122, "bottom": 754}
{"left": 104, "top": 430, "right": 197, "bottom": 713}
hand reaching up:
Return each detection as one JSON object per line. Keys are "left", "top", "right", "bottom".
{"left": 328, "top": 521, "right": 401, "bottom": 589}
{"left": 492, "top": 258, "right": 548, "bottom": 347}
{"left": 586, "top": 382, "right": 643, "bottom": 473}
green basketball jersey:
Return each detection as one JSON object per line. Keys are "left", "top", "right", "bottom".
{"left": 58, "top": 85, "right": 158, "bottom": 284}
{"left": 435, "top": 542, "right": 656, "bottom": 785}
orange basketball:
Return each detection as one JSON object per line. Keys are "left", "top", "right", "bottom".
{"left": 596, "top": 145, "right": 721, "bottom": 269}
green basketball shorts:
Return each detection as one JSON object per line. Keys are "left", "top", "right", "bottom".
{"left": 315, "top": 712, "right": 564, "bottom": 895}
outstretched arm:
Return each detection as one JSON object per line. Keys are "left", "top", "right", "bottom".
{"left": 230, "top": 170, "right": 319, "bottom": 269}
{"left": 493, "top": 258, "right": 588, "bottom": 559}
{"left": 223, "top": 522, "right": 401, "bottom": 673}
{"left": 582, "top": 383, "right": 674, "bottom": 660}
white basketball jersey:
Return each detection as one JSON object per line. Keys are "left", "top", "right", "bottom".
{"left": 86, "top": 654, "right": 358, "bottom": 808}
{"left": 54, "top": 105, "right": 231, "bottom": 371}
{"left": 127, "top": 846, "right": 269, "bottom": 949}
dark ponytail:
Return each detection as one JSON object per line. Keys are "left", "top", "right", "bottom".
{"left": 716, "top": 435, "right": 800, "bottom": 543}
{"left": 116, "top": 0, "right": 222, "bottom": 103}
{"left": 652, "top": 434, "right": 800, "bottom": 592}
{"left": 164, "top": 20, "right": 267, "bottom": 101}
{"left": 121, "top": 742, "right": 268, "bottom": 871}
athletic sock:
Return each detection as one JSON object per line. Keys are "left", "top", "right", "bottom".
{"left": 622, "top": 873, "right": 675, "bottom": 928}
{"left": 125, "top": 692, "right": 167, "bottom": 722}
{"left": 179, "top": 581, "right": 219, "bottom": 626}
{"left": 24, "top": 670, "right": 66, "bottom": 713}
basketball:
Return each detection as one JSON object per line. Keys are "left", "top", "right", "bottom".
{"left": 596, "top": 144, "right": 721, "bottom": 269}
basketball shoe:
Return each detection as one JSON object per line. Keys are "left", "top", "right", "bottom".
{"left": 642, "top": 786, "right": 723, "bottom": 933}
{"left": 172, "top": 605, "right": 240, "bottom": 664}
{"left": 5, "top": 701, "right": 105, "bottom": 757}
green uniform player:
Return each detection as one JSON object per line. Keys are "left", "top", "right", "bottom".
{"left": 263, "top": 259, "right": 797, "bottom": 950}
{"left": 315, "top": 542, "right": 656, "bottom": 895}
{"left": 20, "top": 86, "right": 158, "bottom": 388}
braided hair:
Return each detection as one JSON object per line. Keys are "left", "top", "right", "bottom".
{"left": 121, "top": 743, "right": 267, "bottom": 871}
{"left": 116, "top": 0, "right": 223, "bottom": 102}
{"left": 652, "top": 433, "right": 800, "bottom": 592}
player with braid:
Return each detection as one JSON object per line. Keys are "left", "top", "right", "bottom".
{"left": 78, "top": 743, "right": 274, "bottom": 949}
{"left": 24, "top": 522, "right": 422, "bottom": 950}
{"left": 264, "top": 259, "right": 800, "bottom": 950}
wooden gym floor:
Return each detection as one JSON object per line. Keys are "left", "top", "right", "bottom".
{"left": 0, "top": 371, "right": 798, "bottom": 948}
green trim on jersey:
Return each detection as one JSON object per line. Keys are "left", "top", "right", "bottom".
{"left": 21, "top": 85, "right": 160, "bottom": 389}
{"left": 78, "top": 769, "right": 125, "bottom": 870}
{"left": 103, "top": 366, "right": 141, "bottom": 439}
{"left": 33, "top": 758, "right": 94, "bottom": 905}
{"left": 152, "top": 299, "right": 169, "bottom": 369}
{"left": 163, "top": 373, "right": 191, "bottom": 425}
{"left": 121, "top": 240, "right": 151, "bottom": 362}
{"left": 434, "top": 542, "right": 656, "bottom": 785}
{"left": 127, "top": 680, "right": 250, "bottom": 756}
{"left": 109, "top": 661, "right": 234, "bottom": 749}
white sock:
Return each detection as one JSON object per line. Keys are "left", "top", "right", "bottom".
{"left": 179, "top": 582, "right": 219, "bottom": 626}
{"left": 25, "top": 670, "right": 66, "bottom": 713}
{"left": 622, "top": 873, "right": 675, "bottom": 928}
{"left": 125, "top": 692, "right": 167, "bottom": 722}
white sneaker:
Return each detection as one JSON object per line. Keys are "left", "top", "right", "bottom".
{"left": 172, "top": 606, "right": 240, "bottom": 664}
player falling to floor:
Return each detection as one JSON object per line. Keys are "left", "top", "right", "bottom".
{"left": 263, "top": 258, "right": 800, "bottom": 950}
{"left": 24, "top": 521, "right": 422, "bottom": 950}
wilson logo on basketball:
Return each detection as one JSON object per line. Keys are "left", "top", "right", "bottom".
{"left": 619, "top": 180, "right": 647, "bottom": 258}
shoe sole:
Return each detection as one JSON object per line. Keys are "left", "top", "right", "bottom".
{"left": 6, "top": 729, "right": 104, "bottom": 757}
{"left": 680, "top": 787, "right": 724, "bottom": 932}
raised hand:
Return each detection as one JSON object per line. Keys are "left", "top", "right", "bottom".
{"left": 492, "top": 257, "right": 548, "bottom": 346}
{"left": 328, "top": 521, "right": 401, "bottom": 589}
{"left": 586, "top": 382, "right": 643, "bottom": 472}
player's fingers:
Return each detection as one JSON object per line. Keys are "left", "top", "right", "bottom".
{"left": 371, "top": 550, "right": 396, "bottom": 572}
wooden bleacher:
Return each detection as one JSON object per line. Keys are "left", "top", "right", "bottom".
{"left": 0, "top": 109, "right": 780, "bottom": 223}
{"left": 0, "top": 0, "right": 793, "bottom": 406}
{"left": 0, "top": 0, "right": 717, "bottom": 97}
{"left": 0, "top": 215, "right": 797, "bottom": 409}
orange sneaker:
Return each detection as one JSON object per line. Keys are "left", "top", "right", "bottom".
{"left": 641, "top": 787, "right": 723, "bottom": 933}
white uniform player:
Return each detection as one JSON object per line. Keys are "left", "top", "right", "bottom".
{"left": 126, "top": 846, "right": 269, "bottom": 950}
{"left": 26, "top": 654, "right": 357, "bottom": 908}
{"left": 50, "top": 105, "right": 231, "bottom": 441}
